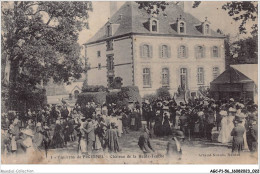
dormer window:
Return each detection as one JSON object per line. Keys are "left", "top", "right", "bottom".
{"left": 107, "top": 25, "right": 111, "bottom": 37}
{"left": 149, "top": 18, "right": 159, "bottom": 32}
{"left": 180, "top": 22, "right": 185, "bottom": 33}
{"left": 202, "top": 17, "right": 211, "bottom": 35}
{"left": 152, "top": 20, "right": 157, "bottom": 32}
{"left": 205, "top": 24, "right": 210, "bottom": 34}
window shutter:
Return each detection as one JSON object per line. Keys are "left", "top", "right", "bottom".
{"left": 185, "top": 46, "right": 189, "bottom": 58}
{"left": 177, "top": 46, "right": 180, "bottom": 58}
{"left": 167, "top": 45, "right": 171, "bottom": 58}
{"left": 210, "top": 46, "right": 213, "bottom": 58}
{"left": 194, "top": 46, "right": 198, "bottom": 58}
{"left": 218, "top": 46, "right": 221, "bottom": 58}
{"left": 140, "top": 45, "right": 143, "bottom": 58}
{"left": 149, "top": 45, "right": 153, "bottom": 58}
{"left": 159, "top": 45, "right": 162, "bottom": 58}
{"left": 203, "top": 46, "right": 206, "bottom": 58}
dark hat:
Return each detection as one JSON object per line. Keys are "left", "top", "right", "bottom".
{"left": 173, "top": 130, "right": 185, "bottom": 139}
{"left": 251, "top": 116, "right": 257, "bottom": 121}
{"left": 86, "top": 118, "right": 92, "bottom": 122}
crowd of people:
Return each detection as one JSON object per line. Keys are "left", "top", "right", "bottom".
{"left": 1, "top": 96, "right": 258, "bottom": 160}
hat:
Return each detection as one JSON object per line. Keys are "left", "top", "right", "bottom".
{"left": 235, "top": 117, "right": 243, "bottom": 123}
{"left": 173, "top": 130, "right": 185, "bottom": 139}
{"left": 219, "top": 110, "right": 227, "bottom": 116}
{"left": 251, "top": 116, "right": 257, "bottom": 121}
{"left": 230, "top": 98, "right": 234, "bottom": 102}
{"left": 228, "top": 107, "right": 236, "bottom": 113}
{"left": 162, "top": 106, "right": 169, "bottom": 110}
{"left": 198, "top": 111, "right": 204, "bottom": 117}
{"left": 21, "top": 129, "right": 34, "bottom": 137}
{"left": 36, "top": 122, "right": 42, "bottom": 127}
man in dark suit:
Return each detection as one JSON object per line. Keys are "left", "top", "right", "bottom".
{"left": 85, "top": 118, "right": 96, "bottom": 154}
{"left": 167, "top": 130, "right": 185, "bottom": 161}
{"left": 247, "top": 116, "right": 258, "bottom": 153}
{"left": 231, "top": 118, "right": 245, "bottom": 153}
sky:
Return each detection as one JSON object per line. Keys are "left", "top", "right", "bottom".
{"left": 78, "top": 1, "right": 258, "bottom": 47}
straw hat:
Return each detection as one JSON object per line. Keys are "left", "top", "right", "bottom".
{"left": 21, "top": 129, "right": 34, "bottom": 137}
{"left": 219, "top": 110, "right": 228, "bottom": 116}
{"left": 228, "top": 107, "right": 236, "bottom": 113}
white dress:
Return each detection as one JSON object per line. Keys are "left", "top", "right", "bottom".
{"left": 226, "top": 115, "right": 235, "bottom": 142}
{"left": 242, "top": 119, "right": 249, "bottom": 150}
{"left": 218, "top": 116, "right": 229, "bottom": 143}
{"left": 116, "top": 115, "right": 123, "bottom": 137}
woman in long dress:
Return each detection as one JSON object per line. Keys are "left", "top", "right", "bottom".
{"left": 33, "top": 122, "right": 44, "bottom": 148}
{"left": 227, "top": 108, "right": 236, "bottom": 142}
{"left": 116, "top": 113, "right": 123, "bottom": 137}
{"left": 218, "top": 111, "right": 229, "bottom": 143}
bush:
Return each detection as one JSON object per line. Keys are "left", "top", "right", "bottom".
{"left": 77, "top": 92, "right": 106, "bottom": 106}
{"left": 143, "top": 93, "right": 157, "bottom": 103}
{"left": 110, "top": 76, "right": 123, "bottom": 89}
{"left": 156, "top": 87, "right": 171, "bottom": 100}
{"left": 82, "top": 85, "right": 107, "bottom": 93}
{"left": 106, "top": 86, "right": 141, "bottom": 109}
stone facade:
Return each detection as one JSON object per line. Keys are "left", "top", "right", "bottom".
{"left": 84, "top": 2, "right": 226, "bottom": 97}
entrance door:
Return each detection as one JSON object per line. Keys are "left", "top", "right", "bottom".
{"left": 180, "top": 68, "right": 188, "bottom": 90}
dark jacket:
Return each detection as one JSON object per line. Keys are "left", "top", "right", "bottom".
{"left": 85, "top": 121, "right": 95, "bottom": 141}
{"left": 231, "top": 124, "right": 245, "bottom": 143}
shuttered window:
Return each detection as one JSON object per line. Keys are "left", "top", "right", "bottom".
{"left": 197, "top": 67, "right": 204, "bottom": 85}
{"left": 213, "top": 67, "right": 220, "bottom": 80}
{"left": 178, "top": 45, "right": 188, "bottom": 58}
{"left": 195, "top": 46, "right": 205, "bottom": 58}
{"left": 212, "top": 46, "right": 219, "bottom": 58}
{"left": 140, "top": 44, "right": 153, "bottom": 58}
{"left": 162, "top": 68, "right": 169, "bottom": 87}
{"left": 143, "top": 68, "right": 151, "bottom": 87}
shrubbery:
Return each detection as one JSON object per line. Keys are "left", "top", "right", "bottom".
{"left": 82, "top": 85, "right": 107, "bottom": 93}
{"left": 156, "top": 87, "right": 171, "bottom": 99}
{"left": 77, "top": 92, "right": 106, "bottom": 106}
{"left": 143, "top": 87, "right": 171, "bottom": 102}
{"left": 106, "top": 86, "right": 141, "bottom": 109}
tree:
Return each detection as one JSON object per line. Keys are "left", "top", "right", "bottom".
{"left": 1, "top": 2, "right": 93, "bottom": 111}
{"left": 156, "top": 87, "right": 171, "bottom": 100}
{"left": 230, "top": 36, "right": 258, "bottom": 64}
{"left": 136, "top": 1, "right": 257, "bottom": 35}
{"left": 111, "top": 76, "right": 123, "bottom": 89}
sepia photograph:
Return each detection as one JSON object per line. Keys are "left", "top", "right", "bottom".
{"left": 1, "top": 0, "right": 258, "bottom": 168}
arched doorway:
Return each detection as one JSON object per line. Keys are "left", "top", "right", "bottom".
{"left": 74, "top": 90, "right": 79, "bottom": 99}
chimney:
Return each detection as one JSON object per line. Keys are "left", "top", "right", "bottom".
{"left": 110, "top": 2, "right": 117, "bottom": 18}
{"left": 177, "top": 1, "right": 184, "bottom": 11}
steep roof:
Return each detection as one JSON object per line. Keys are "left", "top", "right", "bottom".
{"left": 231, "top": 64, "right": 258, "bottom": 85}
{"left": 211, "top": 67, "right": 254, "bottom": 84}
{"left": 85, "top": 2, "right": 225, "bottom": 45}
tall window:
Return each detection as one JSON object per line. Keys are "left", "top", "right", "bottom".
{"left": 152, "top": 20, "right": 157, "bottom": 32}
{"left": 196, "top": 46, "right": 204, "bottom": 58}
{"left": 97, "top": 51, "right": 101, "bottom": 57}
{"left": 142, "top": 44, "right": 150, "bottom": 58}
{"left": 106, "top": 40, "right": 113, "bottom": 50}
{"left": 213, "top": 67, "right": 220, "bottom": 80}
{"left": 161, "top": 45, "right": 168, "bottom": 58}
{"left": 205, "top": 24, "right": 210, "bottom": 34}
{"left": 162, "top": 68, "right": 169, "bottom": 87}
{"left": 107, "top": 25, "right": 111, "bottom": 37}
{"left": 143, "top": 68, "right": 151, "bottom": 87}
{"left": 197, "top": 67, "right": 204, "bottom": 85}
{"left": 180, "top": 68, "right": 187, "bottom": 89}
{"left": 180, "top": 22, "right": 185, "bottom": 33}
{"left": 179, "top": 45, "right": 187, "bottom": 58}
{"left": 107, "top": 56, "right": 114, "bottom": 71}
{"left": 212, "top": 46, "right": 219, "bottom": 57}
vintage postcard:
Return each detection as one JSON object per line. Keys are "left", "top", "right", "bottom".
{"left": 1, "top": 1, "right": 258, "bottom": 166}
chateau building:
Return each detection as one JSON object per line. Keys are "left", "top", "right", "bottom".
{"left": 84, "top": 2, "right": 226, "bottom": 96}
